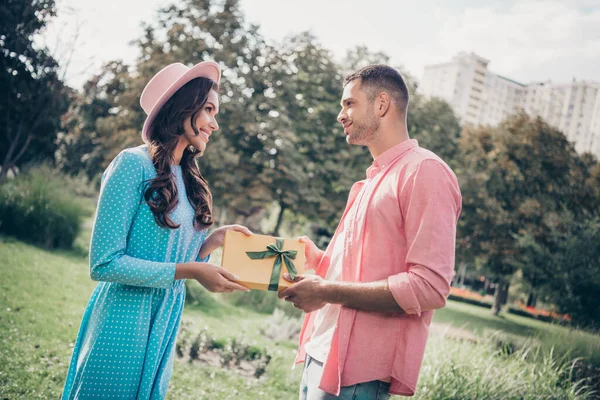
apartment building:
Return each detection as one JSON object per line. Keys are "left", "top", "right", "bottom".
{"left": 420, "top": 52, "right": 600, "bottom": 158}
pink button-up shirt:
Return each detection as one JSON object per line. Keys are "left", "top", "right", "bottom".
{"left": 294, "top": 139, "right": 462, "bottom": 397}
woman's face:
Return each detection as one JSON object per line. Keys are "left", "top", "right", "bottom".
{"left": 181, "top": 89, "right": 220, "bottom": 153}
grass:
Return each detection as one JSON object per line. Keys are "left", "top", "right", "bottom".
{"left": 0, "top": 232, "right": 597, "bottom": 399}
{"left": 434, "top": 299, "right": 600, "bottom": 367}
{"left": 0, "top": 237, "right": 96, "bottom": 398}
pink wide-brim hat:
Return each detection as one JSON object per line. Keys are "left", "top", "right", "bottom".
{"left": 139, "top": 61, "right": 221, "bottom": 143}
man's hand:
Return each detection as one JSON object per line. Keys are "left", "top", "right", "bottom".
{"left": 278, "top": 274, "right": 328, "bottom": 313}
{"left": 298, "top": 236, "right": 323, "bottom": 270}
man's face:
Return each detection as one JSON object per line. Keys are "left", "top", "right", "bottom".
{"left": 337, "top": 80, "right": 380, "bottom": 146}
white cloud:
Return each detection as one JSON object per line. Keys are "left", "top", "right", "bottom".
{"left": 434, "top": 1, "right": 600, "bottom": 83}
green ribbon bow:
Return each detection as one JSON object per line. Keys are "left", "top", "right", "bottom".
{"left": 246, "top": 238, "right": 298, "bottom": 291}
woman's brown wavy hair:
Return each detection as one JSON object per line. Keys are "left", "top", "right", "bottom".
{"left": 144, "top": 77, "right": 217, "bottom": 230}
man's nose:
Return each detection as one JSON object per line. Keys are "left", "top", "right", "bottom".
{"left": 337, "top": 110, "right": 346, "bottom": 124}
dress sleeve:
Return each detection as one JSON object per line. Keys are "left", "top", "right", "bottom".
{"left": 195, "top": 230, "right": 211, "bottom": 263}
{"left": 89, "top": 150, "right": 176, "bottom": 288}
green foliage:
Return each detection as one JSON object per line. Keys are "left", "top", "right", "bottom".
{"left": 260, "top": 309, "right": 302, "bottom": 342}
{"left": 184, "top": 280, "right": 222, "bottom": 309}
{"left": 457, "top": 113, "right": 600, "bottom": 313}
{"left": 226, "top": 289, "right": 304, "bottom": 318}
{"left": 408, "top": 96, "right": 462, "bottom": 169}
{"left": 447, "top": 293, "right": 492, "bottom": 309}
{"left": 227, "top": 290, "right": 280, "bottom": 314}
{"left": 57, "top": 0, "right": 461, "bottom": 241}
{"left": 176, "top": 322, "right": 272, "bottom": 378}
{"left": 0, "top": 165, "right": 84, "bottom": 249}
{"left": 54, "top": 63, "right": 127, "bottom": 179}
{"left": 516, "top": 214, "right": 600, "bottom": 329}
{"left": 48, "top": 0, "right": 600, "bottom": 328}
{"left": 1, "top": 0, "right": 69, "bottom": 180}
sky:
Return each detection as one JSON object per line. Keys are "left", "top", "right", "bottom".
{"left": 42, "top": 0, "right": 600, "bottom": 89}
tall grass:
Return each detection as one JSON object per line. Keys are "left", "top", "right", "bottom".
{"left": 416, "top": 332, "right": 594, "bottom": 400}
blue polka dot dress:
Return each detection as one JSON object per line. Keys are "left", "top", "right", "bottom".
{"left": 62, "top": 145, "right": 210, "bottom": 399}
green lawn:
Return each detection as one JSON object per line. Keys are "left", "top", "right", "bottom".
{"left": 434, "top": 298, "right": 600, "bottom": 367}
{"left": 1, "top": 236, "right": 597, "bottom": 399}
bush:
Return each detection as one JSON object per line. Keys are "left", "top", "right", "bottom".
{"left": 0, "top": 165, "right": 85, "bottom": 249}
{"left": 184, "top": 280, "right": 221, "bottom": 309}
{"left": 260, "top": 309, "right": 302, "bottom": 341}
{"left": 507, "top": 306, "right": 555, "bottom": 323}
{"left": 448, "top": 293, "right": 492, "bottom": 309}
{"left": 227, "top": 290, "right": 304, "bottom": 318}
{"left": 228, "top": 290, "right": 279, "bottom": 314}
{"left": 176, "top": 323, "right": 272, "bottom": 379}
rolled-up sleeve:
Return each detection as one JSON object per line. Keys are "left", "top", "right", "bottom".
{"left": 388, "top": 159, "right": 462, "bottom": 315}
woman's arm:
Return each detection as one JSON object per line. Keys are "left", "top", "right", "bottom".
{"left": 89, "top": 150, "right": 177, "bottom": 288}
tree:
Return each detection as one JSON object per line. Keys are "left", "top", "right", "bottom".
{"left": 516, "top": 214, "right": 600, "bottom": 328}
{"left": 55, "top": 61, "right": 128, "bottom": 179}
{"left": 61, "top": 0, "right": 278, "bottom": 228}
{"left": 458, "top": 113, "right": 597, "bottom": 314}
{"left": 1, "top": 0, "right": 69, "bottom": 181}
{"left": 57, "top": 0, "right": 463, "bottom": 244}
{"left": 342, "top": 45, "right": 390, "bottom": 73}
{"left": 256, "top": 32, "right": 363, "bottom": 235}
{"left": 60, "top": 2, "right": 371, "bottom": 236}
{"left": 408, "top": 97, "right": 462, "bottom": 169}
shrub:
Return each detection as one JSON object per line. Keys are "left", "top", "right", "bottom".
{"left": 260, "top": 309, "right": 302, "bottom": 341}
{"left": 175, "top": 325, "right": 272, "bottom": 379}
{"left": 448, "top": 293, "right": 492, "bottom": 309}
{"left": 228, "top": 290, "right": 279, "bottom": 314}
{"left": 507, "top": 306, "right": 555, "bottom": 323}
{"left": 184, "top": 280, "right": 221, "bottom": 309}
{"left": 0, "top": 165, "right": 84, "bottom": 249}
{"left": 227, "top": 290, "right": 305, "bottom": 318}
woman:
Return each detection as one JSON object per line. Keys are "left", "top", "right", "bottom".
{"left": 62, "top": 61, "right": 251, "bottom": 399}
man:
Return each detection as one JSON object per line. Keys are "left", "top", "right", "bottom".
{"left": 279, "top": 65, "right": 462, "bottom": 399}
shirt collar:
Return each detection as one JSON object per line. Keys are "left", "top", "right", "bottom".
{"left": 366, "top": 139, "right": 418, "bottom": 179}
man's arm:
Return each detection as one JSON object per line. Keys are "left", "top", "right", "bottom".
{"left": 280, "top": 159, "right": 462, "bottom": 316}
{"left": 323, "top": 280, "right": 404, "bottom": 313}
{"left": 280, "top": 274, "right": 404, "bottom": 314}
{"left": 386, "top": 159, "right": 462, "bottom": 316}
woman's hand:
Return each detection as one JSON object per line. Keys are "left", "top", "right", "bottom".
{"left": 176, "top": 262, "right": 250, "bottom": 293}
{"left": 211, "top": 224, "right": 252, "bottom": 248}
{"left": 298, "top": 235, "right": 323, "bottom": 270}
{"left": 198, "top": 224, "right": 252, "bottom": 260}
{"left": 195, "top": 262, "right": 250, "bottom": 293}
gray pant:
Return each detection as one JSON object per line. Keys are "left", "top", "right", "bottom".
{"left": 299, "top": 356, "right": 391, "bottom": 400}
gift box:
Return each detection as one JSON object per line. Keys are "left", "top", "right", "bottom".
{"left": 221, "top": 231, "right": 306, "bottom": 292}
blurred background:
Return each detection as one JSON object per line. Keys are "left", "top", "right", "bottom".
{"left": 1, "top": 0, "right": 599, "bottom": 398}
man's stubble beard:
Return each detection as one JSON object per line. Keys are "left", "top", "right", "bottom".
{"left": 347, "top": 111, "right": 380, "bottom": 146}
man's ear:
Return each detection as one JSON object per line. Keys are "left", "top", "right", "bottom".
{"left": 377, "top": 92, "right": 391, "bottom": 117}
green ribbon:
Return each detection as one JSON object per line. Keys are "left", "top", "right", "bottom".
{"left": 246, "top": 238, "right": 298, "bottom": 291}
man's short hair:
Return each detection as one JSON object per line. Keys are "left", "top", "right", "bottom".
{"left": 344, "top": 65, "right": 409, "bottom": 115}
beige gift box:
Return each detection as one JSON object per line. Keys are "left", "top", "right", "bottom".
{"left": 221, "top": 231, "right": 306, "bottom": 292}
